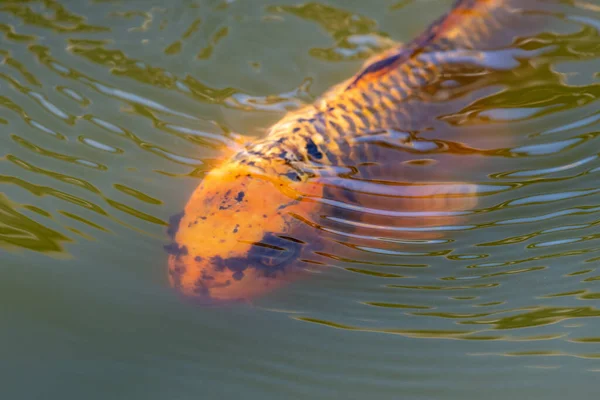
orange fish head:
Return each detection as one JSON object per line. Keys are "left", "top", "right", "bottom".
{"left": 166, "top": 161, "right": 322, "bottom": 304}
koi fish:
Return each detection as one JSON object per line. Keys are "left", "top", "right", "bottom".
{"left": 167, "top": 0, "right": 553, "bottom": 303}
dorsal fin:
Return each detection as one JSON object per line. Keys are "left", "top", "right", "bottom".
{"left": 344, "top": 0, "right": 516, "bottom": 91}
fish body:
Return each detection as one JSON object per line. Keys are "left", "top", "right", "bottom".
{"left": 167, "top": 0, "right": 553, "bottom": 303}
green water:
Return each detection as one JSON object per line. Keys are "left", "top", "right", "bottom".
{"left": 2, "top": 0, "right": 600, "bottom": 398}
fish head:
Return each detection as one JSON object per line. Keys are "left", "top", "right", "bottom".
{"left": 167, "top": 161, "right": 322, "bottom": 304}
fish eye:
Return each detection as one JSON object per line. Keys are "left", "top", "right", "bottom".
{"left": 253, "top": 242, "right": 297, "bottom": 268}
{"left": 259, "top": 252, "right": 290, "bottom": 268}
{"left": 249, "top": 234, "right": 303, "bottom": 270}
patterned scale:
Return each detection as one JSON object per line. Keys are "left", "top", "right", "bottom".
{"left": 232, "top": 0, "right": 556, "bottom": 181}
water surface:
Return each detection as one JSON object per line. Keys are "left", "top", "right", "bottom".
{"left": 1, "top": 0, "right": 600, "bottom": 399}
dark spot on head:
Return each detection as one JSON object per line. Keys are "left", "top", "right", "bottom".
{"left": 263, "top": 214, "right": 267, "bottom": 218}
{"left": 205, "top": 234, "right": 302, "bottom": 282}
{"left": 224, "top": 257, "right": 248, "bottom": 273}
{"left": 200, "top": 216, "right": 207, "bottom": 220}
{"left": 232, "top": 271, "right": 244, "bottom": 281}
{"left": 167, "top": 212, "right": 184, "bottom": 240}
{"left": 233, "top": 224, "right": 239, "bottom": 234}
{"left": 164, "top": 243, "right": 188, "bottom": 258}
{"left": 235, "top": 191, "right": 245, "bottom": 202}
{"left": 292, "top": 127, "right": 300, "bottom": 133}
{"left": 211, "top": 256, "right": 226, "bottom": 272}
{"left": 306, "top": 138, "right": 323, "bottom": 160}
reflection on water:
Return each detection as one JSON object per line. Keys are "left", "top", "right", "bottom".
{"left": 1, "top": 0, "right": 600, "bottom": 398}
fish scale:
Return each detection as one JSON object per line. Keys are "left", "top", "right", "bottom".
{"left": 231, "top": 0, "right": 545, "bottom": 179}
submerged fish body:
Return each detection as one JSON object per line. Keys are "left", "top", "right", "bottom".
{"left": 167, "top": 0, "right": 555, "bottom": 303}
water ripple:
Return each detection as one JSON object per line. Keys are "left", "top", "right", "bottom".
{"left": 2, "top": 0, "right": 600, "bottom": 397}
